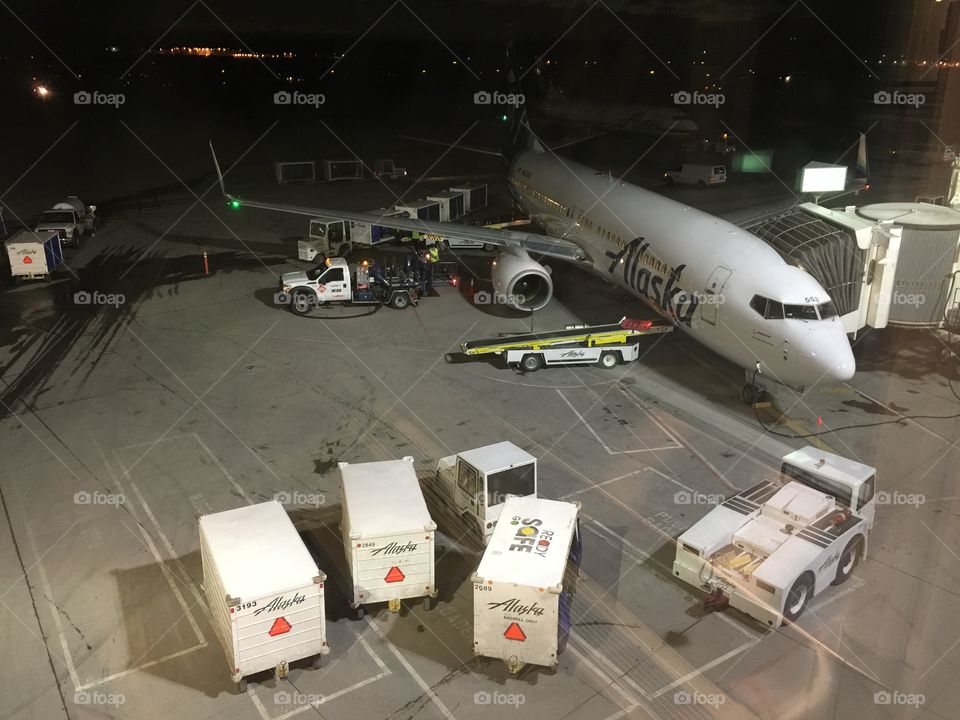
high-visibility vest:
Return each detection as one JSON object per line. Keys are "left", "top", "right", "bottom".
{"left": 429, "top": 246, "right": 440, "bottom": 263}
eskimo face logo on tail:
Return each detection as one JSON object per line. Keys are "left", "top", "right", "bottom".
{"left": 605, "top": 237, "right": 699, "bottom": 327}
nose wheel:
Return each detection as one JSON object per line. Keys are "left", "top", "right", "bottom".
{"left": 742, "top": 383, "right": 770, "bottom": 406}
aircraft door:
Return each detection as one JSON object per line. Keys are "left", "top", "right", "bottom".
{"left": 701, "top": 265, "right": 732, "bottom": 325}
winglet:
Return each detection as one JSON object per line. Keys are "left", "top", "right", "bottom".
{"left": 209, "top": 141, "right": 228, "bottom": 197}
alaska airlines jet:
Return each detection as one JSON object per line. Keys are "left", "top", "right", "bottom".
{"left": 211, "top": 134, "right": 855, "bottom": 399}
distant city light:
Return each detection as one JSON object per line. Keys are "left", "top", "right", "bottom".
{"left": 34, "top": 84, "right": 49, "bottom": 98}
{"left": 158, "top": 47, "right": 294, "bottom": 60}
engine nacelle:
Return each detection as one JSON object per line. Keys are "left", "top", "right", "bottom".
{"left": 490, "top": 248, "right": 553, "bottom": 311}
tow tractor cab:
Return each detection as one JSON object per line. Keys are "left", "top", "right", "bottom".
{"left": 434, "top": 442, "right": 537, "bottom": 544}
{"left": 673, "top": 446, "right": 876, "bottom": 626}
{"left": 279, "top": 257, "right": 418, "bottom": 315}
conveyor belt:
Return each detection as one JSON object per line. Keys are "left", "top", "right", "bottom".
{"left": 462, "top": 323, "right": 625, "bottom": 351}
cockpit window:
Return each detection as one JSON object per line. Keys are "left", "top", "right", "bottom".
{"left": 752, "top": 295, "right": 837, "bottom": 320}
{"left": 784, "top": 304, "right": 820, "bottom": 320}
{"left": 817, "top": 301, "right": 838, "bottom": 319}
{"left": 749, "top": 295, "right": 784, "bottom": 319}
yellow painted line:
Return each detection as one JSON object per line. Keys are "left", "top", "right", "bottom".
{"left": 771, "top": 412, "right": 836, "bottom": 453}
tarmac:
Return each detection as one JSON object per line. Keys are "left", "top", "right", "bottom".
{"left": 1, "top": 151, "right": 959, "bottom": 720}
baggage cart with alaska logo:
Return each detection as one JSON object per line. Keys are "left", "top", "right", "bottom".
{"left": 199, "top": 500, "right": 329, "bottom": 691}
{"left": 339, "top": 457, "right": 437, "bottom": 619}
{"left": 472, "top": 497, "right": 582, "bottom": 674}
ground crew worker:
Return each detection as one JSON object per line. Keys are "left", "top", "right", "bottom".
{"left": 416, "top": 252, "right": 429, "bottom": 295}
{"left": 429, "top": 242, "right": 440, "bottom": 264}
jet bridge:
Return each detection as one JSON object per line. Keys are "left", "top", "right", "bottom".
{"left": 744, "top": 201, "right": 960, "bottom": 331}
{"left": 744, "top": 206, "right": 867, "bottom": 322}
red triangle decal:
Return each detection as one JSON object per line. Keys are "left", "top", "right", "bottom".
{"left": 23, "top": 256, "right": 32, "bottom": 264}
{"left": 384, "top": 566, "right": 405, "bottom": 583}
{"left": 268, "top": 616, "right": 292, "bottom": 636}
{"left": 504, "top": 622, "right": 526, "bottom": 641}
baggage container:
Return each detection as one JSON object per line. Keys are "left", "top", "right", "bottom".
{"left": 339, "top": 457, "right": 437, "bottom": 617}
{"left": 199, "top": 501, "right": 329, "bottom": 690}
{"left": 426, "top": 190, "right": 465, "bottom": 221}
{"left": 472, "top": 497, "right": 582, "bottom": 673}
{"left": 5, "top": 229, "right": 62, "bottom": 280}
{"left": 448, "top": 182, "right": 488, "bottom": 213}
{"left": 394, "top": 199, "right": 441, "bottom": 222}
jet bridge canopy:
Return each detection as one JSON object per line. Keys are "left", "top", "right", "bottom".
{"left": 744, "top": 207, "right": 865, "bottom": 318}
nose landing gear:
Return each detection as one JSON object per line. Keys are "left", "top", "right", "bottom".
{"left": 742, "top": 383, "right": 771, "bottom": 406}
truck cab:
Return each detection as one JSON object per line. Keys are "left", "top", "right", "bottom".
{"left": 779, "top": 446, "right": 876, "bottom": 531}
{"left": 434, "top": 441, "right": 537, "bottom": 544}
{"left": 35, "top": 197, "right": 96, "bottom": 247}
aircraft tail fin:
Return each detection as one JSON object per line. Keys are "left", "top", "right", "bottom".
{"left": 855, "top": 132, "right": 869, "bottom": 179}
{"left": 505, "top": 40, "right": 545, "bottom": 155}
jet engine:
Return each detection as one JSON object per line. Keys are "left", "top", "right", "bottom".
{"left": 490, "top": 248, "right": 553, "bottom": 311}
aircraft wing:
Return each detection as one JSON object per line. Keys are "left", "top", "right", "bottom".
{"left": 210, "top": 142, "right": 589, "bottom": 264}
{"left": 232, "top": 197, "right": 590, "bottom": 262}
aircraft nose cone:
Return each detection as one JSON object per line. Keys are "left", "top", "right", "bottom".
{"left": 828, "top": 355, "right": 856, "bottom": 382}
{"left": 821, "top": 340, "right": 856, "bottom": 382}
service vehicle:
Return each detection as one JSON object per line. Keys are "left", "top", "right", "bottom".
{"left": 672, "top": 446, "right": 876, "bottom": 626}
{"left": 339, "top": 457, "right": 437, "bottom": 618}
{"left": 664, "top": 163, "right": 727, "bottom": 189}
{"left": 5, "top": 229, "right": 63, "bottom": 280}
{"left": 461, "top": 317, "right": 673, "bottom": 372}
{"left": 35, "top": 196, "right": 96, "bottom": 247}
{"left": 472, "top": 496, "right": 582, "bottom": 674}
{"left": 425, "top": 441, "right": 537, "bottom": 546}
{"left": 199, "top": 500, "right": 329, "bottom": 691}
{"left": 279, "top": 257, "right": 419, "bottom": 314}
{"left": 298, "top": 211, "right": 409, "bottom": 261}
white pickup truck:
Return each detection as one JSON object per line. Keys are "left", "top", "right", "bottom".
{"left": 278, "top": 258, "right": 419, "bottom": 315}
{"left": 673, "top": 446, "right": 876, "bottom": 626}
{"left": 35, "top": 197, "right": 96, "bottom": 247}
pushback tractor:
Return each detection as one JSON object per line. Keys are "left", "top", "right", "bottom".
{"left": 673, "top": 446, "right": 876, "bottom": 626}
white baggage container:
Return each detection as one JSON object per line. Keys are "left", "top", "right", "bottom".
{"left": 472, "top": 497, "right": 582, "bottom": 673}
{"left": 5, "top": 229, "right": 62, "bottom": 280}
{"left": 274, "top": 160, "right": 316, "bottom": 184}
{"left": 395, "top": 199, "right": 441, "bottom": 222}
{"left": 199, "top": 501, "right": 329, "bottom": 690}
{"left": 426, "top": 190, "right": 465, "bottom": 221}
{"left": 448, "top": 182, "right": 487, "bottom": 213}
{"left": 339, "top": 457, "right": 437, "bottom": 617}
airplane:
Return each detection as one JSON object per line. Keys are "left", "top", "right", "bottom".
{"left": 533, "top": 81, "right": 699, "bottom": 136}
{"left": 210, "top": 122, "right": 856, "bottom": 402}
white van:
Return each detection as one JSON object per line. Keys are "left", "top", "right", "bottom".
{"left": 665, "top": 163, "right": 727, "bottom": 189}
